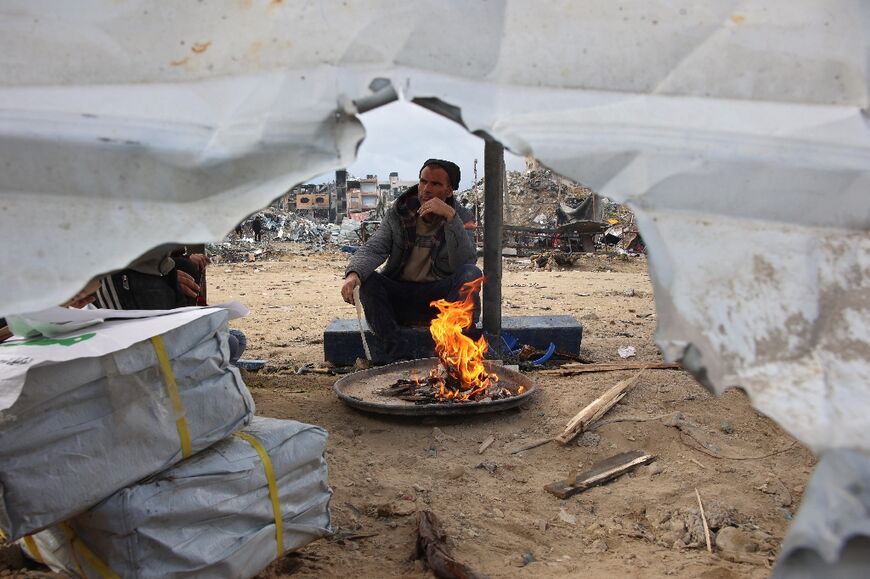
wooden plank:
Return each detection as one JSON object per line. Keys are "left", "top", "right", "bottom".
{"left": 544, "top": 450, "right": 654, "bottom": 499}
{"left": 477, "top": 435, "right": 495, "bottom": 454}
{"left": 555, "top": 371, "right": 644, "bottom": 444}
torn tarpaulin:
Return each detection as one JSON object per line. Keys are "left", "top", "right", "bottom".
{"left": 0, "top": 1, "right": 868, "bottom": 572}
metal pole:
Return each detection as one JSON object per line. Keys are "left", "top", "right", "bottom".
{"left": 483, "top": 140, "right": 504, "bottom": 354}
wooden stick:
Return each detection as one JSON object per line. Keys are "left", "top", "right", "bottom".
{"left": 689, "top": 457, "right": 707, "bottom": 469}
{"left": 505, "top": 436, "right": 553, "bottom": 454}
{"left": 555, "top": 371, "right": 645, "bottom": 445}
{"left": 540, "top": 361, "right": 680, "bottom": 376}
{"left": 478, "top": 435, "right": 495, "bottom": 454}
{"left": 695, "top": 488, "right": 713, "bottom": 553}
{"left": 352, "top": 285, "right": 372, "bottom": 361}
{"left": 414, "top": 510, "right": 486, "bottom": 579}
{"left": 544, "top": 450, "right": 654, "bottom": 499}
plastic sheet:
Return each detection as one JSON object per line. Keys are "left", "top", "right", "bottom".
{"left": 0, "top": 310, "right": 255, "bottom": 540}
{"left": 21, "top": 416, "right": 331, "bottom": 579}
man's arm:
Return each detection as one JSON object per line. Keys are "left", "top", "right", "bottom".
{"left": 341, "top": 219, "right": 394, "bottom": 304}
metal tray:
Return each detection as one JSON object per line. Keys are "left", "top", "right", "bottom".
{"left": 333, "top": 358, "right": 536, "bottom": 416}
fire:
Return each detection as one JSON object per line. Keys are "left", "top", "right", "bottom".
{"left": 428, "top": 277, "right": 498, "bottom": 401}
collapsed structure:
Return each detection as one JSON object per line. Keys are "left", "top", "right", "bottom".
{"left": 0, "top": 1, "right": 867, "bottom": 575}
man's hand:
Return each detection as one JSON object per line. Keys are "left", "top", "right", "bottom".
{"left": 418, "top": 198, "right": 456, "bottom": 223}
{"left": 341, "top": 272, "right": 361, "bottom": 305}
{"left": 177, "top": 270, "right": 201, "bottom": 300}
{"left": 188, "top": 253, "right": 210, "bottom": 272}
{"left": 63, "top": 278, "right": 102, "bottom": 309}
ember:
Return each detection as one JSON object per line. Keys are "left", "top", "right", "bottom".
{"left": 378, "top": 277, "right": 527, "bottom": 403}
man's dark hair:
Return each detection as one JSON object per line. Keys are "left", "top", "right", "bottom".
{"left": 420, "top": 159, "right": 461, "bottom": 191}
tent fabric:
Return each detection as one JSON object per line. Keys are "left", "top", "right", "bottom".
{"left": 0, "top": 0, "right": 867, "bottom": 570}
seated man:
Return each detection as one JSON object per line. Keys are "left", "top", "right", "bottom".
{"left": 340, "top": 159, "right": 482, "bottom": 363}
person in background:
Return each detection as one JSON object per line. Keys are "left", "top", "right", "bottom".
{"left": 252, "top": 216, "right": 264, "bottom": 242}
{"left": 340, "top": 159, "right": 481, "bottom": 364}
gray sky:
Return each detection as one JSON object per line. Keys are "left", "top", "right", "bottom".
{"left": 312, "top": 100, "right": 526, "bottom": 190}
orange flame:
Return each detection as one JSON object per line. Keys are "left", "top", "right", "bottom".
{"left": 428, "top": 277, "right": 497, "bottom": 401}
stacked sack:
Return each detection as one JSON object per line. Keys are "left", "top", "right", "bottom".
{"left": 0, "top": 307, "right": 331, "bottom": 578}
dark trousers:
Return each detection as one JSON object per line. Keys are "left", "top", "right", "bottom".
{"left": 359, "top": 264, "right": 483, "bottom": 353}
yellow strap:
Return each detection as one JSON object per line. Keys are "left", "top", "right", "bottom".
{"left": 60, "top": 523, "right": 119, "bottom": 579}
{"left": 151, "top": 336, "right": 192, "bottom": 458}
{"left": 0, "top": 527, "right": 6, "bottom": 542}
{"left": 23, "top": 535, "right": 44, "bottom": 564}
{"left": 234, "top": 432, "right": 284, "bottom": 558}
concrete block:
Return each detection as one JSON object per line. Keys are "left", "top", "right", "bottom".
{"left": 323, "top": 315, "right": 582, "bottom": 366}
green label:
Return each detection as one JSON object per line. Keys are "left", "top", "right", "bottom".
{"left": 0, "top": 332, "right": 97, "bottom": 347}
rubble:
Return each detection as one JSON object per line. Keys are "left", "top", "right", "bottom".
{"left": 210, "top": 210, "right": 375, "bottom": 262}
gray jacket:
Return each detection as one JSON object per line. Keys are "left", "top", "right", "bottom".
{"left": 345, "top": 186, "right": 477, "bottom": 282}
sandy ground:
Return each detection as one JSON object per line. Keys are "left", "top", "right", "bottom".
{"left": 2, "top": 242, "right": 813, "bottom": 578}
{"left": 213, "top": 243, "right": 812, "bottom": 579}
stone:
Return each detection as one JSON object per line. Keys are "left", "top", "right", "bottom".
{"left": 719, "top": 420, "right": 734, "bottom": 434}
{"left": 715, "top": 526, "right": 758, "bottom": 554}
{"left": 577, "top": 432, "right": 601, "bottom": 448}
{"left": 622, "top": 288, "right": 636, "bottom": 297}
{"left": 447, "top": 465, "right": 466, "bottom": 480}
{"left": 558, "top": 508, "right": 577, "bottom": 525}
{"left": 589, "top": 538, "right": 608, "bottom": 553}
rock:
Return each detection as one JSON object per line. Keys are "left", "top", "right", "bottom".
{"left": 558, "top": 508, "right": 577, "bottom": 525}
{"left": 647, "top": 462, "right": 664, "bottom": 476}
{"left": 588, "top": 538, "right": 608, "bottom": 553}
{"left": 715, "top": 526, "right": 758, "bottom": 554}
{"left": 373, "top": 501, "right": 417, "bottom": 517}
{"left": 447, "top": 465, "right": 466, "bottom": 480}
{"left": 577, "top": 432, "right": 601, "bottom": 448}
{"left": 703, "top": 502, "right": 740, "bottom": 529}
{"left": 521, "top": 551, "right": 536, "bottom": 566}
{"left": 581, "top": 312, "right": 600, "bottom": 321}
{"left": 492, "top": 507, "right": 505, "bottom": 518}
{"left": 475, "top": 462, "right": 498, "bottom": 474}
{"left": 622, "top": 288, "right": 636, "bottom": 297}
{"left": 617, "top": 346, "right": 636, "bottom": 359}
{"left": 512, "top": 551, "right": 535, "bottom": 568}
{"left": 757, "top": 477, "right": 793, "bottom": 507}
{"left": 719, "top": 420, "right": 734, "bottom": 434}
{"left": 432, "top": 427, "right": 448, "bottom": 444}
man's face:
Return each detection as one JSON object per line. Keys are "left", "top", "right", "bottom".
{"left": 418, "top": 165, "right": 452, "bottom": 204}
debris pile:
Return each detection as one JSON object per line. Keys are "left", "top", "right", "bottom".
{"left": 457, "top": 167, "right": 599, "bottom": 228}
{"left": 212, "top": 211, "right": 377, "bottom": 262}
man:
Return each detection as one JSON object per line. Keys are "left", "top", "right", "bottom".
{"left": 252, "top": 216, "right": 263, "bottom": 242}
{"left": 341, "top": 159, "right": 482, "bottom": 363}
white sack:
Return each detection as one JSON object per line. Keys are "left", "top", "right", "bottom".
{"left": 23, "top": 416, "right": 331, "bottom": 579}
{"left": 0, "top": 310, "right": 255, "bottom": 540}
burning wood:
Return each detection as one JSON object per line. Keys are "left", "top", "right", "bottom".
{"left": 378, "top": 278, "right": 527, "bottom": 404}
{"left": 378, "top": 373, "right": 521, "bottom": 405}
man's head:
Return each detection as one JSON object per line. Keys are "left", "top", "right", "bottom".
{"left": 418, "top": 159, "right": 460, "bottom": 205}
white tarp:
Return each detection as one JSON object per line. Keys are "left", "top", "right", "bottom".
{"left": 0, "top": 309, "right": 255, "bottom": 540}
{"left": 0, "top": 0, "right": 867, "bottom": 568}
{"left": 22, "top": 416, "right": 331, "bottom": 579}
